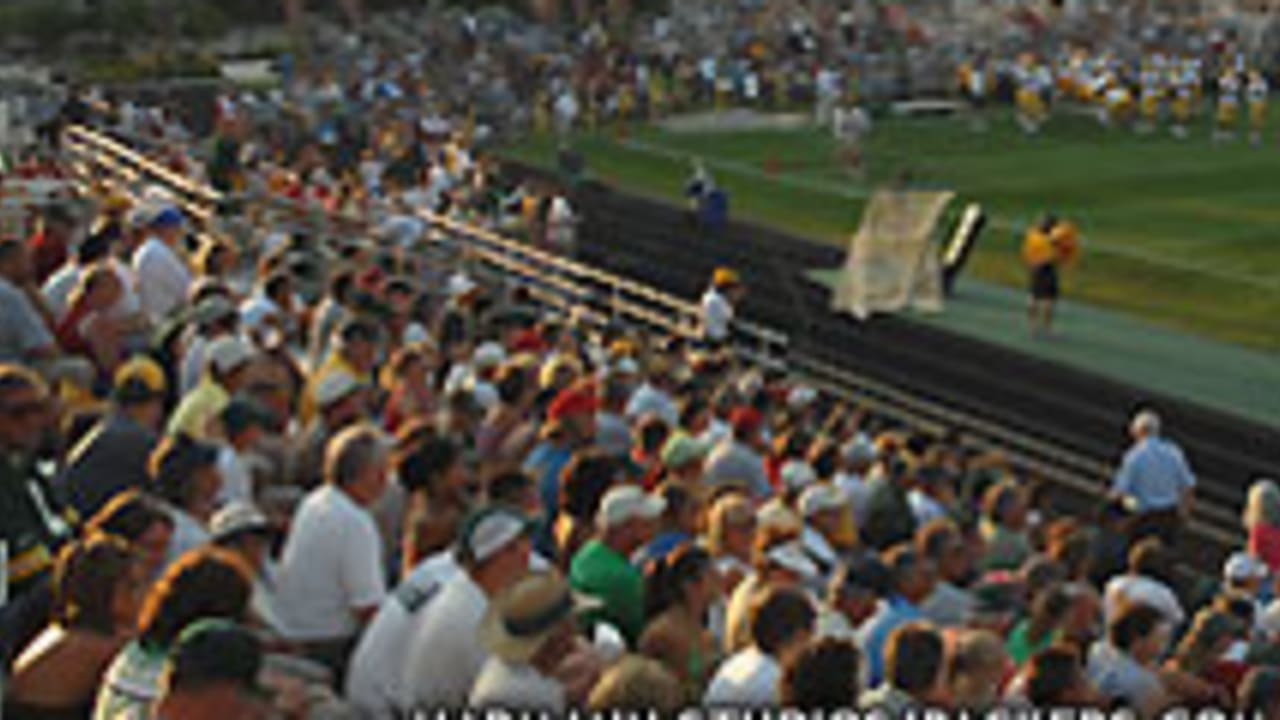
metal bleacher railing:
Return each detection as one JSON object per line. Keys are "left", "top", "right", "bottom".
{"left": 60, "top": 122, "right": 1244, "bottom": 557}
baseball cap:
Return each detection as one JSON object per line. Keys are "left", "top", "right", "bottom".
{"left": 113, "top": 355, "right": 167, "bottom": 404}
{"left": 165, "top": 619, "right": 265, "bottom": 695}
{"left": 192, "top": 296, "right": 238, "bottom": 328}
{"left": 799, "top": 483, "right": 847, "bottom": 518}
{"left": 766, "top": 541, "right": 820, "bottom": 580}
{"left": 473, "top": 342, "right": 507, "bottom": 371}
{"left": 446, "top": 272, "right": 479, "bottom": 299}
{"left": 712, "top": 267, "right": 740, "bottom": 288}
{"left": 460, "top": 507, "right": 532, "bottom": 564}
{"left": 149, "top": 206, "right": 185, "bottom": 230}
{"left": 781, "top": 460, "right": 818, "bottom": 492}
{"left": 210, "top": 502, "right": 272, "bottom": 543}
{"left": 206, "top": 336, "right": 255, "bottom": 376}
{"left": 597, "top": 485, "right": 667, "bottom": 530}
{"left": 315, "top": 371, "right": 363, "bottom": 410}
{"left": 660, "top": 434, "right": 709, "bottom": 470}
{"left": 1225, "top": 552, "right": 1269, "bottom": 583}
{"left": 787, "top": 385, "right": 817, "bottom": 409}
{"left": 757, "top": 497, "right": 802, "bottom": 533}
{"left": 729, "top": 407, "right": 764, "bottom": 437}
{"left": 547, "top": 384, "right": 600, "bottom": 423}
{"left": 221, "top": 397, "right": 275, "bottom": 437}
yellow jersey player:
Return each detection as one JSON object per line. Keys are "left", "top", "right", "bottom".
{"left": 1104, "top": 74, "right": 1135, "bottom": 129}
{"left": 1247, "top": 70, "right": 1268, "bottom": 146}
{"left": 1169, "top": 62, "right": 1195, "bottom": 139}
{"left": 1138, "top": 60, "right": 1164, "bottom": 134}
{"left": 1015, "top": 55, "right": 1049, "bottom": 135}
{"left": 1215, "top": 70, "right": 1241, "bottom": 143}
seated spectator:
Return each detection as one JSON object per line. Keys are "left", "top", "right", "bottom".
{"left": 818, "top": 554, "right": 889, "bottom": 638}
{"left": 950, "top": 629, "right": 1010, "bottom": 710}
{"left": 1245, "top": 478, "right": 1280, "bottom": 574}
{"left": 215, "top": 397, "right": 273, "bottom": 507}
{"left": 153, "top": 620, "right": 270, "bottom": 720}
{"left": 1165, "top": 608, "right": 1247, "bottom": 706}
{"left": 7, "top": 535, "right": 143, "bottom": 719}
{"left": 149, "top": 434, "right": 223, "bottom": 566}
{"left": 1007, "top": 584, "right": 1073, "bottom": 666}
{"left": 797, "top": 483, "right": 856, "bottom": 576}
{"left": 588, "top": 655, "right": 683, "bottom": 715}
{"left": 290, "top": 370, "right": 369, "bottom": 490}
{"left": 861, "top": 454, "right": 917, "bottom": 551}
{"left": 724, "top": 529, "right": 818, "bottom": 654}
{"left": 57, "top": 356, "right": 166, "bottom": 517}
{"left": 705, "top": 492, "right": 756, "bottom": 595}
{"left": 571, "top": 484, "right": 664, "bottom": 647}
{"left": 703, "top": 406, "right": 770, "bottom": 497}
{"left": 639, "top": 544, "right": 721, "bottom": 701}
{"left": 403, "top": 507, "right": 532, "bottom": 710}
{"left": 1238, "top": 666, "right": 1280, "bottom": 719}
{"left": 55, "top": 265, "right": 125, "bottom": 376}
{"left": 131, "top": 206, "right": 192, "bottom": 325}
{"left": 474, "top": 361, "right": 536, "bottom": 467}
{"left": 860, "top": 622, "right": 948, "bottom": 714}
{"left": 94, "top": 547, "right": 253, "bottom": 718}
{"left": 397, "top": 429, "right": 471, "bottom": 571}
{"left": 856, "top": 544, "right": 937, "bottom": 688}
{"left": 300, "top": 317, "right": 378, "bottom": 426}
{"left": 526, "top": 382, "right": 597, "bottom": 553}
{"left": 209, "top": 502, "right": 284, "bottom": 635}
{"left": 167, "top": 335, "right": 257, "bottom": 441}
{"left": 0, "top": 239, "right": 58, "bottom": 364}
{"left": 554, "top": 451, "right": 621, "bottom": 567}
{"left": 639, "top": 482, "right": 701, "bottom": 565}
{"left": 275, "top": 424, "right": 390, "bottom": 678}
{"left": 1086, "top": 602, "right": 1172, "bottom": 715}
{"left": 1023, "top": 645, "right": 1101, "bottom": 706}
{"left": 980, "top": 480, "right": 1033, "bottom": 572}
{"left": 704, "top": 586, "right": 815, "bottom": 707}
{"left": 1103, "top": 537, "right": 1185, "bottom": 628}
{"left": 917, "top": 518, "right": 977, "bottom": 627}
{"left": 469, "top": 570, "right": 596, "bottom": 711}
{"left": 780, "top": 637, "right": 861, "bottom": 711}
{"left": 84, "top": 490, "right": 175, "bottom": 581}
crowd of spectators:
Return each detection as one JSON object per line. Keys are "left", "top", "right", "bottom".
{"left": 0, "top": 3, "right": 1273, "bottom": 720}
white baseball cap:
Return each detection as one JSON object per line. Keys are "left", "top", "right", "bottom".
{"left": 446, "top": 272, "right": 478, "bottom": 298}
{"left": 799, "top": 484, "right": 847, "bottom": 518}
{"left": 781, "top": 460, "right": 818, "bottom": 492}
{"left": 1224, "top": 551, "right": 1268, "bottom": 583}
{"left": 766, "top": 541, "right": 820, "bottom": 580}
{"left": 473, "top": 342, "right": 507, "bottom": 371}
{"left": 463, "top": 508, "right": 531, "bottom": 564}
{"left": 210, "top": 502, "right": 272, "bottom": 542}
{"left": 597, "top": 485, "right": 666, "bottom": 530}
{"left": 206, "top": 336, "right": 255, "bottom": 376}
{"left": 757, "top": 497, "right": 802, "bottom": 534}
{"left": 787, "top": 385, "right": 817, "bottom": 409}
{"left": 315, "top": 371, "right": 362, "bottom": 409}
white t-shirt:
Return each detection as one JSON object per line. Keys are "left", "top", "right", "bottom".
{"left": 132, "top": 237, "right": 192, "bottom": 324}
{"left": 469, "top": 658, "right": 565, "bottom": 712}
{"left": 346, "top": 550, "right": 460, "bottom": 719}
{"left": 216, "top": 445, "right": 254, "bottom": 508}
{"left": 704, "top": 646, "right": 782, "bottom": 707}
{"left": 165, "top": 506, "right": 210, "bottom": 569}
{"left": 276, "top": 485, "right": 387, "bottom": 641}
{"left": 41, "top": 263, "right": 81, "bottom": 320}
{"left": 401, "top": 571, "right": 489, "bottom": 710}
{"left": 1103, "top": 574, "right": 1185, "bottom": 627}
{"left": 701, "top": 288, "right": 733, "bottom": 342}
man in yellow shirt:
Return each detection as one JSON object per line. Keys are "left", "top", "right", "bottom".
{"left": 300, "top": 318, "right": 378, "bottom": 426}
{"left": 168, "top": 335, "right": 256, "bottom": 440}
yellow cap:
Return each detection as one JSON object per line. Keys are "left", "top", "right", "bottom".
{"left": 113, "top": 355, "right": 167, "bottom": 402}
{"left": 712, "top": 267, "right": 740, "bottom": 288}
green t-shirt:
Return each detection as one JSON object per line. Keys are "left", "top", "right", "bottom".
{"left": 1006, "top": 619, "right": 1058, "bottom": 667}
{"left": 569, "top": 539, "right": 645, "bottom": 647}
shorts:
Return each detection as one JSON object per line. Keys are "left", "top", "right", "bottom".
{"left": 1030, "top": 264, "right": 1059, "bottom": 300}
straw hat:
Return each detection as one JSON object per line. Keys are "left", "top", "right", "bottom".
{"left": 480, "top": 570, "right": 599, "bottom": 663}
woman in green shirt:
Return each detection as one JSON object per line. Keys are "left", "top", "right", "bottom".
{"left": 1006, "top": 584, "right": 1073, "bottom": 667}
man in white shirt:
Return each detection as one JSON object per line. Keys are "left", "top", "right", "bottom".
{"left": 706, "top": 586, "right": 816, "bottom": 707}
{"left": 132, "top": 206, "right": 192, "bottom": 325}
{"left": 1102, "top": 537, "right": 1185, "bottom": 628}
{"left": 700, "top": 267, "right": 743, "bottom": 347}
{"left": 275, "top": 424, "right": 391, "bottom": 678}
{"left": 470, "top": 570, "right": 593, "bottom": 711}
{"left": 402, "top": 506, "right": 533, "bottom": 710}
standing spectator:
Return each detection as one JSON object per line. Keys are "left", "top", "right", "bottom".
{"left": 701, "top": 267, "right": 742, "bottom": 348}
{"left": 918, "top": 518, "right": 977, "bottom": 627}
{"left": 705, "top": 586, "right": 815, "bottom": 707}
{"left": 1111, "top": 410, "right": 1196, "bottom": 547}
{"left": 856, "top": 545, "right": 937, "bottom": 688}
{"left": 780, "top": 637, "right": 862, "bottom": 711}
{"left": 152, "top": 620, "right": 270, "bottom": 720}
{"left": 57, "top": 356, "right": 166, "bottom": 516}
{"left": 860, "top": 623, "right": 949, "bottom": 713}
{"left": 469, "top": 570, "right": 590, "bottom": 710}
{"left": 132, "top": 207, "right": 192, "bottom": 325}
{"left": 571, "top": 485, "right": 664, "bottom": 646}
{"left": 275, "top": 424, "right": 391, "bottom": 678}
{"left": 403, "top": 507, "right": 533, "bottom": 710}
{"left": 167, "top": 336, "right": 256, "bottom": 441}
{"left": 94, "top": 547, "right": 253, "bottom": 719}
{"left": 1244, "top": 478, "right": 1280, "bottom": 573}
{"left": 6, "top": 536, "right": 144, "bottom": 719}
{"left": 149, "top": 434, "right": 223, "bottom": 566}
{"left": 1086, "top": 602, "right": 1172, "bottom": 715}
{"left": 0, "top": 240, "right": 58, "bottom": 364}
{"left": 639, "top": 544, "right": 721, "bottom": 700}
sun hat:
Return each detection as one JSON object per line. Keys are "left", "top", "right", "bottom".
{"left": 480, "top": 570, "right": 599, "bottom": 663}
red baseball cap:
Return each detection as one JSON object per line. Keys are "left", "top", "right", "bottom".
{"left": 547, "top": 384, "right": 600, "bottom": 423}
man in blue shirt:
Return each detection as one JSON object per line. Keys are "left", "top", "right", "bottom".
{"left": 856, "top": 545, "right": 937, "bottom": 688}
{"left": 1111, "top": 410, "right": 1196, "bottom": 547}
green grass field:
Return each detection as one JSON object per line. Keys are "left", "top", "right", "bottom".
{"left": 503, "top": 110, "right": 1280, "bottom": 354}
